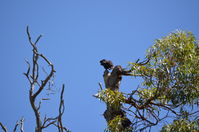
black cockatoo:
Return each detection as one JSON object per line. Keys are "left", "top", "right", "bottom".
{"left": 100, "top": 59, "right": 114, "bottom": 70}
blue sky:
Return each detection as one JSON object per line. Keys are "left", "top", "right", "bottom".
{"left": 0, "top": 0, "right": 199, "bottom": 132}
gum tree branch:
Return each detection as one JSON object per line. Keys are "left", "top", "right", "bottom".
{"left": 97, "top": 59, "right": 189, "bottom": 131}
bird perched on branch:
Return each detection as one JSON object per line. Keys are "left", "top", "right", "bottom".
{"left": 100, "top": 59, "right": 114, "bottom": 70}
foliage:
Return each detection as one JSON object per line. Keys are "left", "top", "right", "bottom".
{"left": 161, "top": 119, "right": 199, "bottom": 132}
{"left": 98, "top": 89, "right": 125, "bottom": 110}
{"left": 131, "top": 31, "right": 199, "bottom": 106}
{"left": 108, "top": 116, "right": 132, "bottom": 132}
{"left": 96, "top": 30, "right": 199, "bottom": 131}
{"left": 127, "top": 31, "right": 199, "bottom": 131}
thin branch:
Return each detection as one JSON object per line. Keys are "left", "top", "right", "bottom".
{"left": 0, "top": 122, "right": 7, "bottom": 132}
{"left": 25, "top": 26, "right": 68, "bottom": 132}
{"left": 98, "top": 82, "right": 103, "bottom": 90}
{"left": 42, "top": 119, "right": 57, "bottom": 129}
{"left": 23, "top": 59, "right": 31, "bottom": 83}
{"left": 13, "top": 122, "right": 19, "bottom": 132}
{"left": 26, "top": 26, "right": 38, "bottom": 51}
{"left": 19, "top": 118, "right": 25, "bottom": 132}
{"left": 26, "top": 26, "right": 45, "bottom": 131}
{"left": 53, "top": 124, "right": 70, "bottom": 132}
{"left": 58, "top": 84, "right": 65, "bottom": 132}
{"left": 13, "top": 117, "right": 25, "bottom": 132}
{"left": 136, "top": 57, "right": 151, "bottom": 66}
{"left": 32, "top": 54, "right": 55, "bottom": 100}
{"left": 13, "top": 121, "right": 19, "bottom": 132}
{"left": 35, "top": 35, "right": 42, "bottom": 45}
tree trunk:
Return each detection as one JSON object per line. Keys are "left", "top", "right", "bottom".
{"left": 103, "top": 65, "right": 131, "bottom": 131}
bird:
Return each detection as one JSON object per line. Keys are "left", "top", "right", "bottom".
{"left": 100, "top": 59, "right": 114, "bottom": 70}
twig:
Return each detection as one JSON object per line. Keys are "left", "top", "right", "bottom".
{"left": 26, "top": 26, "right": 43, "bottom": 131}
{"left": 25, "top": 26, "right": 69, "bottom": 132}
{"left": 13, "top": 121, "right": 19, "bottom": 132}
{"left": 58, "top": 84, "right": 65, "bottom": 132}
{"left": 0, "top": 122, "right": 7, "bottom": 132}
{"left": 19, "top": 118, "right": 25, "bottom": 132}
{"left": 98, "top": 82, "right": 103, "bottom": 90}
{"left": 13, "top": 117, "right": 24, "bottom": 132}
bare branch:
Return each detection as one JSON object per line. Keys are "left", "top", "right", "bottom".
{"left": 42, "top": 118, "right": 57, "bottom": 129}
{"left": 26, "top": 26, "right": 50, "bottom": 131}
{"left": 13, "top": 117, "right": 24, "bottom": 132}
{"left": 53, "top": 124, "right": 70, "bottom": 132}
{"left": 19, "top": 118, "right": 25, "bottom": 132}
{"left": 26, "top": 26, "right": 38, "bottom": 51}
{"left": 98, "top": 82, "right": 103, "bottom": 90}
{"left": 35, "top": 35, "right": 42, "bottom": 45}
{"left": 58, "top": 84, "right": 65, "bottom": 132}
{"left": 24, "top": 59, "right": 31, "bottom": 76}
{"left": 25, "top": 26, "right": 69, "bottom": 132}
{"left": 32, "top": 63, "right": 55, "bottom": 100}
{"left": 13, "top": 122, "right": 19, "bottom": 132}
{"left": 23, "top": 59, "right": 32, "bottom": 83}
{"left": 0, "top": 122, "right": 7, "bottom": 132}
{"left": 32, "top": 55, "right": 55, "bottom": 100}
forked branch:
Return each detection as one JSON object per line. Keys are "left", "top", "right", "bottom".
{"left": 25, "top": 26, "right": 68, "bottom": 132}
{"left": 13, "top": 117, "right": 25, "bottom": 132}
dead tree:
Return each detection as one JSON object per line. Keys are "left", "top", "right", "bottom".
{"left": 24, "top": 26, "right": 69, "bottom": 132}
{"left": 0, "top": 27, "right": 70, "bottom": 132}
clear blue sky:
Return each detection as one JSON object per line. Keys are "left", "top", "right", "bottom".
{"left": 0, "top": 0, "right": 199, "bottom": 132}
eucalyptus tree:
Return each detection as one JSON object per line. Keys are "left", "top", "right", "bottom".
{"left": 95, "top": 31, "right": 199, "bottom": 132}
